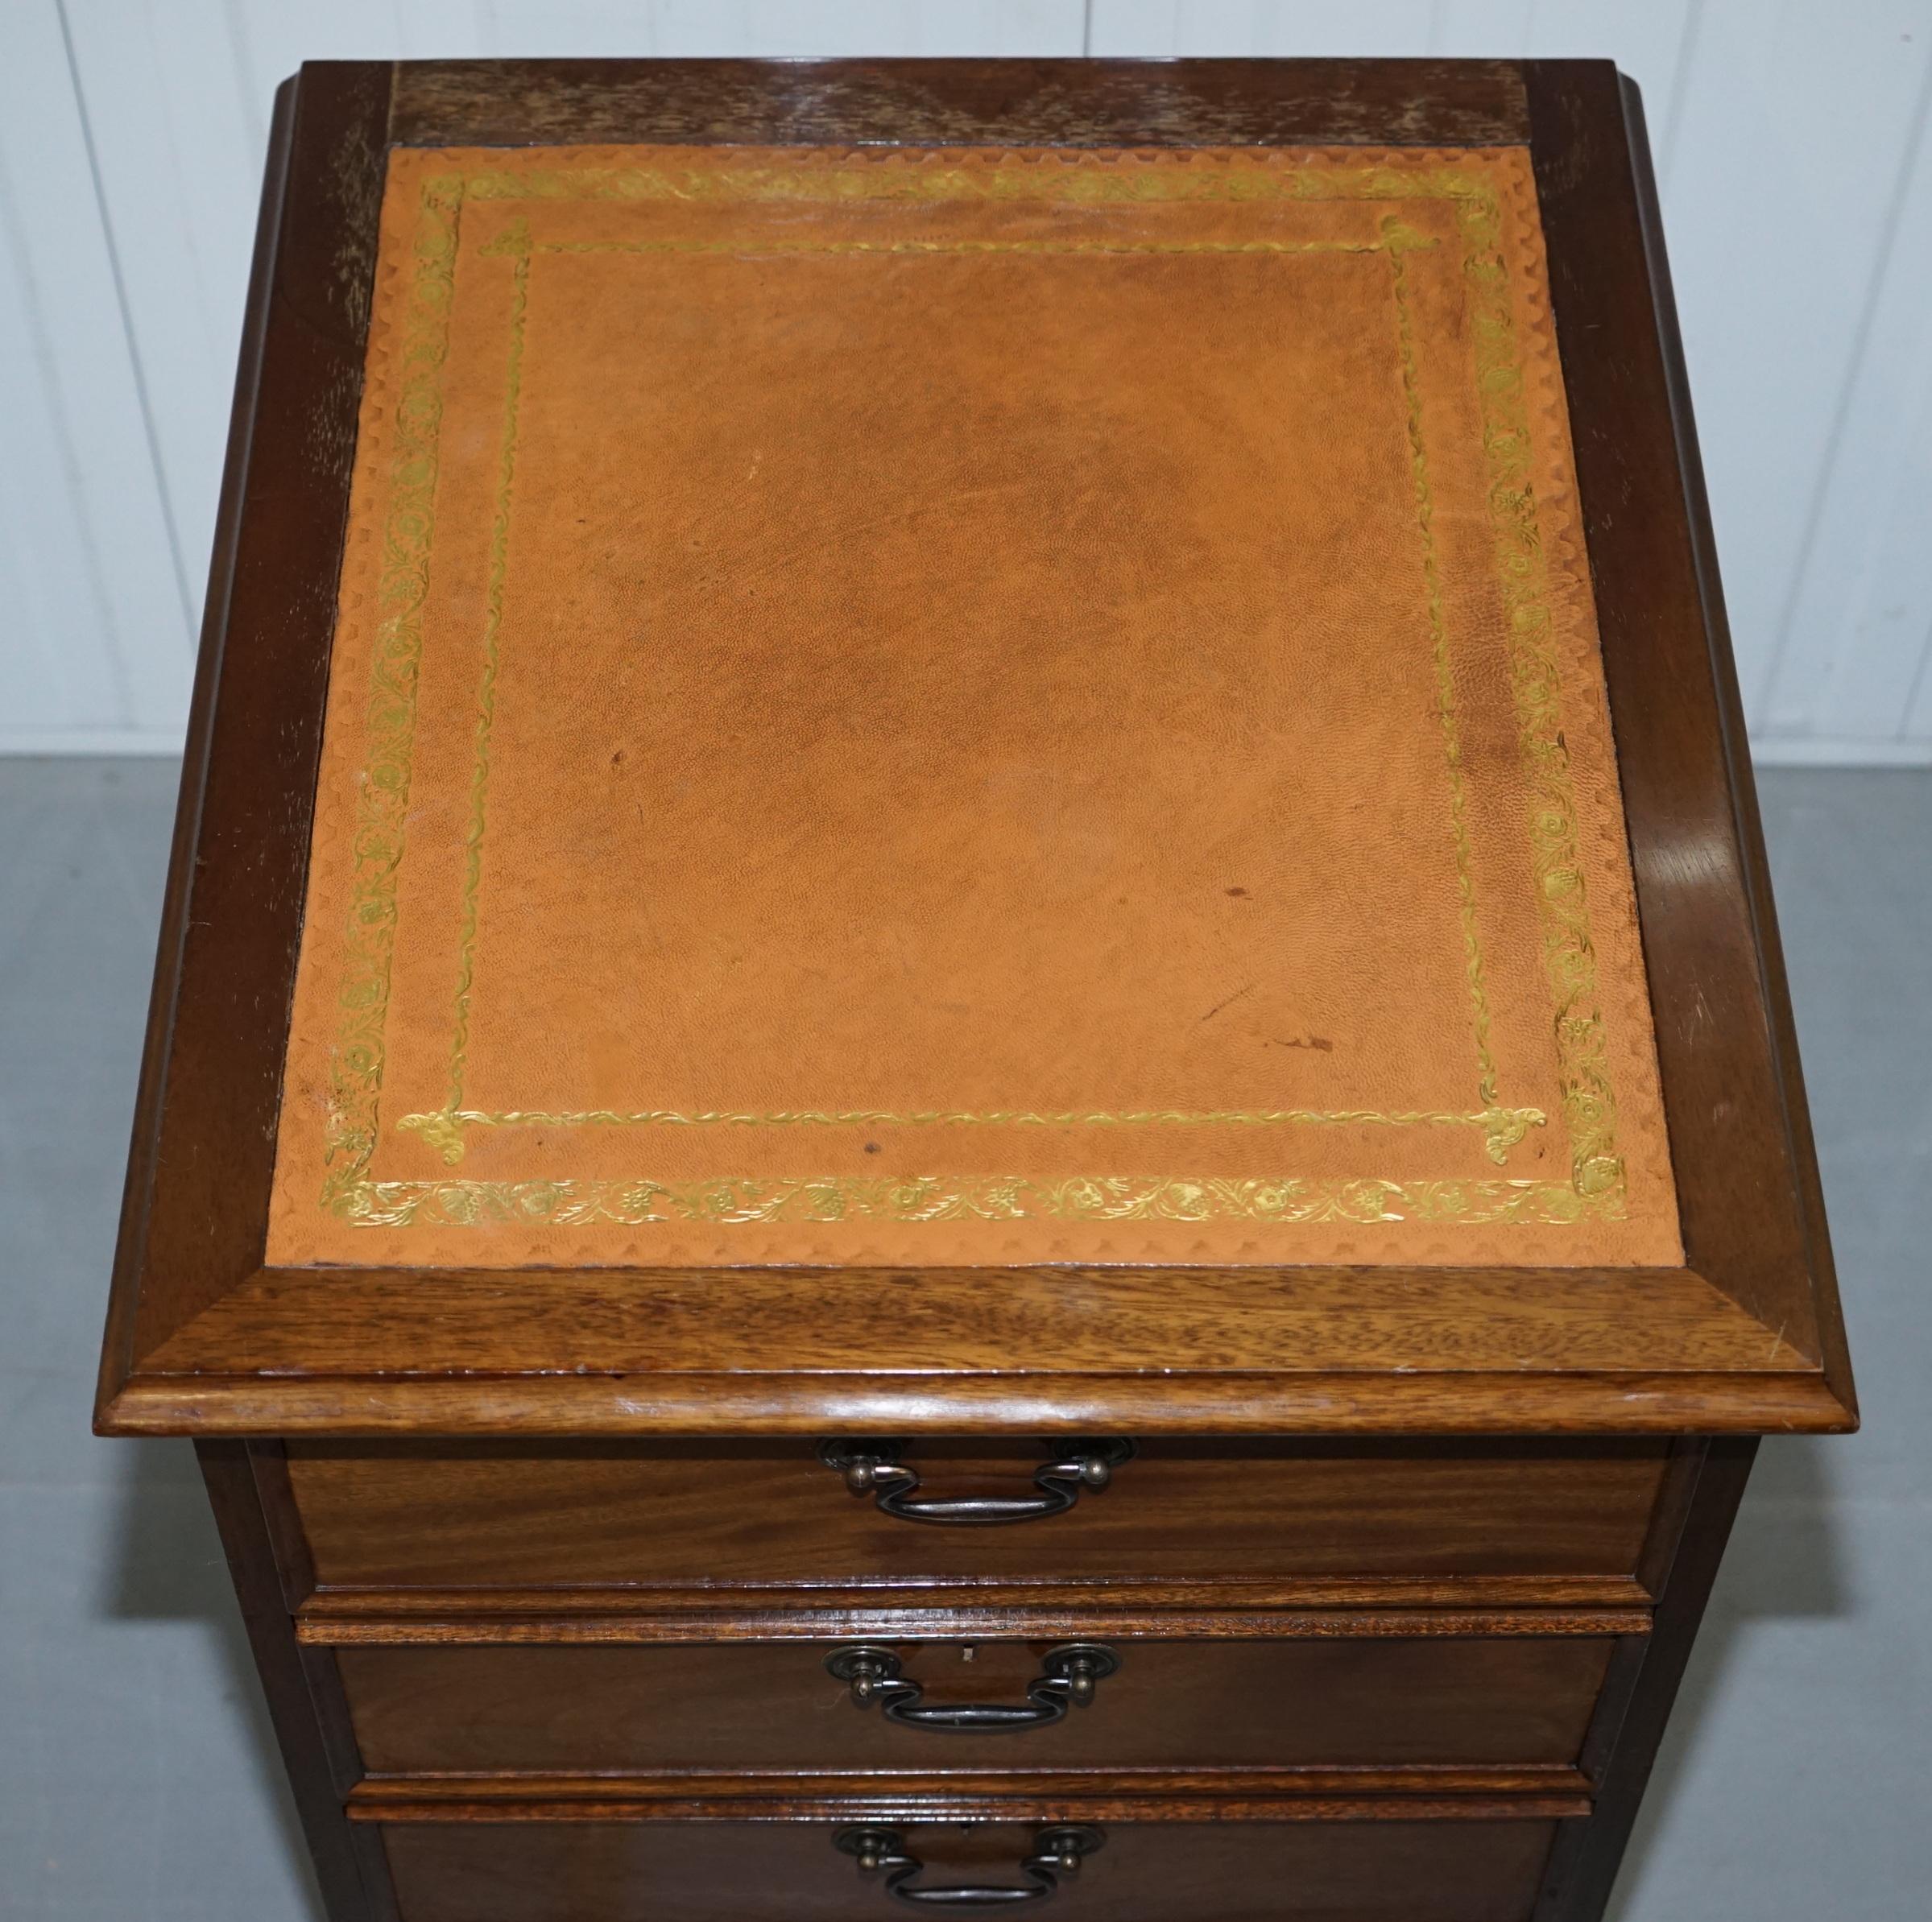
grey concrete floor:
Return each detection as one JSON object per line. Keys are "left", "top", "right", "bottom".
{"left": 1, "top": 757, "right": 1926, "bottom": 1920}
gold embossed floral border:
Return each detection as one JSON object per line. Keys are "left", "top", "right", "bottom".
{"left": 307, "top": 145, "right": 1650, "bottom": 1238}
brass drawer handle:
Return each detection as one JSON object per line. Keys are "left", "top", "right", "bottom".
{"left": 838, "top": 1825, "right": 1103, "bottom": 1905}
{"left": 818, "top": 1438, "right": 1135, "bottom": 1524}
{"left": 827, "top": 1643, "right": 1119, "bottom": 1732}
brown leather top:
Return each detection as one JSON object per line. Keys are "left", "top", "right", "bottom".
{"left": 266, "top": 141, "right": 1681, "bottom": 1271}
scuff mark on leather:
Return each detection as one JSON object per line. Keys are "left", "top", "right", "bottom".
{"left": 1198, "top": 983, "right": 1255, "bottom": 1024}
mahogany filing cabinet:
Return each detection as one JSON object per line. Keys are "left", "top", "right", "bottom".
{"left": 96, "top": 57, "right": 1857, "bottom": 1922}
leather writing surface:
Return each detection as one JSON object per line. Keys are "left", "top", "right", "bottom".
{"left": 266, "top": 143, "right": 1682, "bottom": 1268}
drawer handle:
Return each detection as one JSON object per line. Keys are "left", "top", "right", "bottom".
{"left": 837, "top": 1824, "right": 1103, "bottom": 1904}
{"left": 826, "top": 1642, "right": 1119, "bottom": 1731}
{"left": 818, "top": 1438, "right": 1135, "bottom": 1524}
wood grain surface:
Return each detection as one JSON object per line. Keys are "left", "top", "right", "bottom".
{"left": 336, "top": 1635, "right": 1614, "bottom": 1776}
{"left": 283, "top": 1438, "right": 1669, "bottom": 1592}
{"left": 388, "top": 56, "right": 1532, "bottom": 148}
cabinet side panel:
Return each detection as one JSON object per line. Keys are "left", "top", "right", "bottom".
{"left": 1531, "top": 1435, "right": 1756, "bottom": 1920}
{"left": 198, "top": 1439, "right": 396, "bottom": 1922}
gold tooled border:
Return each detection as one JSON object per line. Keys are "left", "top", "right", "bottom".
{"left": 345, "top": 1174, "right": 1617, "bottom": 1232}
{"left": 320, "top": 147, "right": 1627, "bottom": 1231}
{"left": 320, "top": 172, "right": 462, "bottom": 1213}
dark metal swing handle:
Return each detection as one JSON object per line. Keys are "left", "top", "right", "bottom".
{"left": 818, "top": 1439, "right": 1135, "bottom": 1524}
{"left": 838, "top": 1825, "right": 1103, "bottom": 1905}
{"left": 827, "top": 1643, "right": 1119, "bottom": 1731}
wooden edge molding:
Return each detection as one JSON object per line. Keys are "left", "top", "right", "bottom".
{"left": 350, "top": 1791, "right": 1592, "bottom": 1825}
{"left": 97, "top": 1366, "right": 1856, "bottom": 1437}
{"left": 297, "top": 1575, "right": 1653, "bottom": 1618}
{"left": 350, "top": 1765, "right": 1591, "bottom": 1804}
{"left": 298, "top": 1609, "right": 1653, "bottom": 1647}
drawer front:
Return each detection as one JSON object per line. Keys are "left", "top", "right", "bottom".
{"left": 380, "top": 1817, "right": 1560, "bottom": 1922}
{"left": 341, "top": 1635, "right": 1613, "bottom": 1776}
{"left": 288, "top": 1438, "right": 1668, "bottom": 1590}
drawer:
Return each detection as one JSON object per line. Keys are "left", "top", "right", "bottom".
{"left": 287, "top": 1438, "right": 1669, "bottom": 1592}
{"left": 379, "top": 1817, "right": 1562, "bottom": 1922}
{"left": 341, "top": 1635, "right": 1614, "bottom": 1777}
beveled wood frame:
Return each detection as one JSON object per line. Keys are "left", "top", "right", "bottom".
{"left": 97, "top": 60, "right": 1853, "bottom": 1438}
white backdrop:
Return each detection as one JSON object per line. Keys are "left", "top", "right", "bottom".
{"left": 4, "top": 0, "right": 1930, "bottom": 761}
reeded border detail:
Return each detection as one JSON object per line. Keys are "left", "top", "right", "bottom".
{"left": 319, "top": 147, "right": 1627, "bottom": 1231}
